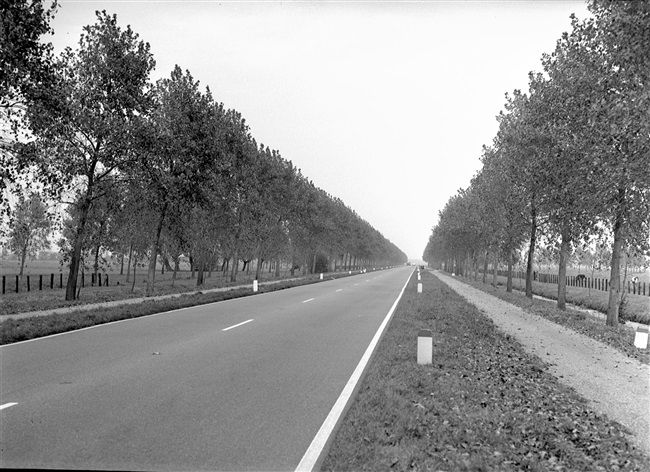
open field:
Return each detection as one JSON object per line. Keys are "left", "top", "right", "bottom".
{"left": 321, "top": 271, "right": 649, "bottom": 470}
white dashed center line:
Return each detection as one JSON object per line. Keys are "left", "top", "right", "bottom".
{"left": 336, "top": 289, "right": 343, "bottom": 292}
{"left": 302, "top": 298, "right": 315, "bottom": 303}
{"left": 222, "top": 319, "right": 254, "bottom": 331}
{"left": 0, "top": 403, "right": 18, "bottom": 411}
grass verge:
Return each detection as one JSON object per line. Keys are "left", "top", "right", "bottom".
{"left": 321, "top": 271, "right": 649, "bottom": 471}
{"left": 451, "top": 274, "right": 649, "bottom": 365}
{"left": 0, "top": 275, "right": 339, "bottom": 345}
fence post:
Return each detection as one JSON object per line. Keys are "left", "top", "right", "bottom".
{"left": 2, "top": 275, "right": 4, "bottom": 294}
{"left": 16, "top": 275, "right": 19, "bottom": 293}
{"left": 39, "top": 274, "right": 43, "bottom": 291}
{"left": 60, "top": 273, "right": 63, "bottom": 289}
{"left": 105, "top": 274, "right": 109, "bottom": 286}
{"left": 98, "top": 273, "right": 101, "bottom": 287}
{"left": 50, "top": 273, "right": 54, "bottom": 289}
{"left": 82, "top": 272, "right": 85, "bottom": 288}
{"left": 27, "top": 275, "right": 30, "bottom": 292}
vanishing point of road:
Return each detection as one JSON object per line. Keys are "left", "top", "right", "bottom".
{"left": 0, "top": 266, "right": 413, "bottom": 471}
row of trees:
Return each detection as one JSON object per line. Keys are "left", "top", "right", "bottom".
{"left": 423, "top": 0, "right": 649, "bottom": 326}
{"left": 1, "top": 3, "right": 407, "bottom": 300}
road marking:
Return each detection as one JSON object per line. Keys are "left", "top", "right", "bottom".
{"left": 296, "top": 270, "right": 414, "bottom": 472}
{"left": 302, "top": 298, "right": 315, "bottom": 303}
{"left": 336, "top": 289, "right": 343, "bottom": 292}
{"left": 222, "top": 319, "right": 254, "bottom": 331}
{"left": 354, "top": 283, "right": 359, "bottom": 286}
{"left": 0, "top": 403, "right": 18, "bottom": 411}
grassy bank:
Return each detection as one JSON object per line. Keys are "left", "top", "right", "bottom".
{"left": 321, "top": 271, "right": 649, "bottom": 471}
{"left": 450, "top": 273, "right": 649, "bottom": 365}
{"left": 0, "top": 275, "right": 341, "bottom": 344}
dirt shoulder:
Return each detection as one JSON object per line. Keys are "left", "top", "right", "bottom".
{"left": 432, "top": 270, "right": 650, "bottom": 456}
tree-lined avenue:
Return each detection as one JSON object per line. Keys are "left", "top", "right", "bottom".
{"left": 0, "top": 266, "right": 413, "bottom": 471}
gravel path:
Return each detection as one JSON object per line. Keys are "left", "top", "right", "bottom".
{"left": 432, "top": 270, "right": 650, "bottom": 456}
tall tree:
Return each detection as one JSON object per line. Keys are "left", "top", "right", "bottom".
{"left": 0, "top": 0, "right": 58, "bottom": 217}
{"left": 19, "top": 11, "right": 155, "bottom": 300}
{"left": 8, "top": 191, "right": 50, "bottom": 275}
{"left": 139, "top": 66, "right": 219, "bottom": 295}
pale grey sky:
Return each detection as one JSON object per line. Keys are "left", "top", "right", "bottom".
{"left": 47, "top": 0, "right": 591, "bottom": 261}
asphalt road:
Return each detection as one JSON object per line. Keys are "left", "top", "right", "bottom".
{"left": 0, "top": 266, "right": 413, "bottom": 471}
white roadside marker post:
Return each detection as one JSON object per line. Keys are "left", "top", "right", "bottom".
{"left": 417, "top": 282, "right": 422, "bottom": 293}
{"left": 253, "top": 280, "right": 258, "bottom": 292}
{"left": 417, "top": 329, "right": 433, "bottom": 365}
{"left": 634, "top": 325, "right": 649, "bottom": 349}
{"left": 320, "top": 273, "right": 323, "bottom": 280}
{"left": 417, "top": 273, "right": 421, "bottom": 281}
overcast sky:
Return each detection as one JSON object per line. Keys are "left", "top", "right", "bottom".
{"left": 46, "top": 0, "right": 591, "bottom": 261}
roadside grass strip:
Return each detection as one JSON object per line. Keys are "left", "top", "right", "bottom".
{"left": 321, "top": 271, "right": 649, "bottom": 471}
{"left": 451, "top": 275, "right": 650, "bottom": 366}
{"left": 0, "top": 277, "right": 337, "bottom": 345}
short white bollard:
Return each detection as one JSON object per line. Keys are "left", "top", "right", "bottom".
{"left": 349, "top": 271, "right": 351, "bottom": 275}
{"left": 253, "top": 280, "right": 258, "bottom": 292}
{"left": 319, "top": 273, "right": 323, "bottom": 280}
{"left": 417, "top": 329, "right": 432, "bottom": 365}
{"left": 417, "top": 283, "right": 422, "bottom": 293}
{"left": 417, "top": 273, "right": 421, "bottom": 281}
{"left": 634, "top": 325, "right": 649, "bottom": 349}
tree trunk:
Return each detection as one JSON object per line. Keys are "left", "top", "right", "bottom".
{"left": 120, "top": 251, "right": 125, "bottom": 275}
{"left": 65, "top": 193, "right": 92, "bottom": 301}
{"left": 93, "top": 243, "right": 100, "bottom": 286}
{"left": 275, "top": 257, "right": 281, "bottom": 277}
{"left": 230, "top": 249, "right": 239, "bottom": 282}
{"left": 607, "top": 205, "right": 626, "bottom": 326}
{"left": 311, "top": 252, "right": 317, "bottom": 274}
{"left": 131, "top": 256, "right": 137, "bottom": 293}
{"left": 19, "top": 242, "right": 28, "bottom": 276}
{"left": 197, "top": 256, "right": 204, "bottom": 286}
{"left": 492, "top": 251, "right": 498, "bottom": 288}
{"left": 482, "top": 251, "right": 488, "bottom": 284}
{"left": 557, "top": 226, "right": 570, "bottom": 311}
{"left": 172, "top": 256, "right": 179, "bottom": 286}
{"left": 146, "top": 203, "right": 167, "bottom": 297}
{"left": 126, "top": 243, "right": 133, "bottom": 283}
{"left": 506, "top": 251, "right": 513, "bottom": 293}
{"left": 255, "top": 243, "right": 263, "bottom": 281}
{"left": 525, "top": 208, "right": 537, "bottom": 299}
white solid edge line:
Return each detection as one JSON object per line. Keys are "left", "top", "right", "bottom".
{"left": 295, "top": 270, "right": 414, "bottom": 472}
{"left": 0, "top": 402, "right": 18, "bottom": 410}
{"left": 302, "top": 298, "right": 315, "bottom": 303}
{"left": 222, "top": 319, "right": 254, "bottom": 331}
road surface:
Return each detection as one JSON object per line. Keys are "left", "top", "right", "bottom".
{"left": 0, "top": 266, "right": 413, "bottom": 471}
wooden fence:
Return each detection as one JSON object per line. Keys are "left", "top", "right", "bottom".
{"left": 1, "top": 273, "right": 109, "bottom": 295}
{"left": 473, "top": 269, "right": 648, "bottom": 296}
